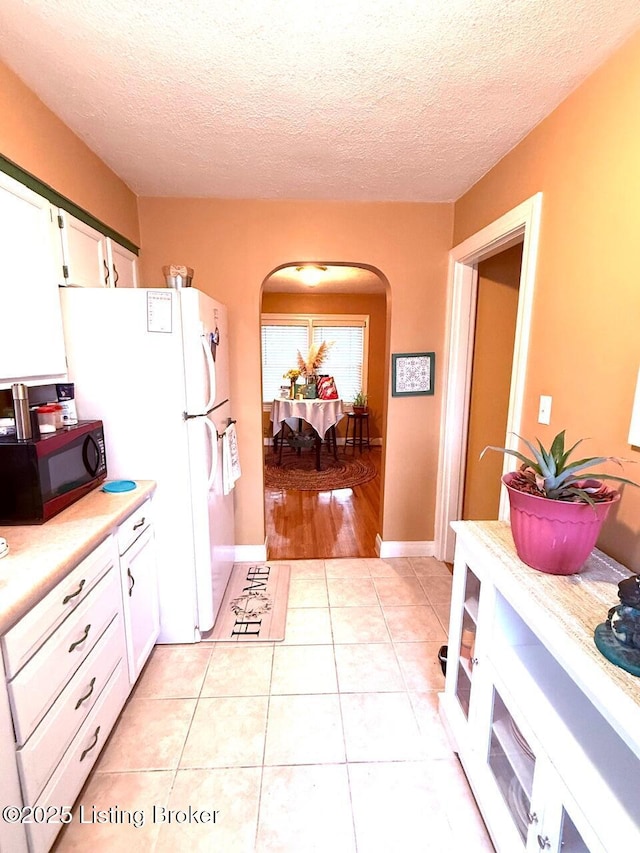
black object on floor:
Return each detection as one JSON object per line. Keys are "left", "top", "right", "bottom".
{"left": 438, "top": 645, "right": 448, "bottom": 676}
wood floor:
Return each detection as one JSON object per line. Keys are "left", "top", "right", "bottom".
{"left": 264, "top": 447, "right": 381, "bottom": 559}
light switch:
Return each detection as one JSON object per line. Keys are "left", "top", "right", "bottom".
{"left": 538, "top": 395, "right": 552, "bottom": 425}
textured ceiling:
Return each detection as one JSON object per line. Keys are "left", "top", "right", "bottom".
{"left": 1, "top": 1, "right": 639, "bottom": 202}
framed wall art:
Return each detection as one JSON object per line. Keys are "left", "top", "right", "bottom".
{"left": 392, "top": 351, "right": 435, "bottom": 397}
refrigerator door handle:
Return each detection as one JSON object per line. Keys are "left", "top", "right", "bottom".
{"left": 201, "top": 331, "right": 217, "bottom": 412}
{"left": 203, "top": 415, "right": 218, "bottom": 490}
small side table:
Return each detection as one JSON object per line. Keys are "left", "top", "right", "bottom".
{"left": 344, "top": 411, "right": 370, "bottom": 453}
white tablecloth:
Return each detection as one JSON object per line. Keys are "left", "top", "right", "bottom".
{"left": 270, "top": 398, "right": 344, "bottom": 439}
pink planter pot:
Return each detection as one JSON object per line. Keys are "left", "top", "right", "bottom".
{"left": 502, "top": 473, "right": 620, "bottom": 575}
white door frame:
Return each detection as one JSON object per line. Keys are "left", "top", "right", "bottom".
{"left": 434, "top": 193, "right": 543, "bottom": 562}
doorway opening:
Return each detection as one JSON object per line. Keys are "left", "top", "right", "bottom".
{"left": 462, "top": 241, "right": 523, "bottom": 520}
{"left": 435, "top": 193, "right": 543, "bottom": 562}
{"left": 260, "top": 262, "right": 389, "bottom": 559}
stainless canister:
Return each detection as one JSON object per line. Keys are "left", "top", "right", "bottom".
{"left": 11, "top": 383, "right": 32, "bottom": 441}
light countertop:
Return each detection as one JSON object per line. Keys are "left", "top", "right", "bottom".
{"left": 0, "top": 480, "right": 156, "bottom": 634}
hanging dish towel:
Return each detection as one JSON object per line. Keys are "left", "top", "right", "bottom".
{"left": 222, "top": 422, "right": 242, "bottom": 495}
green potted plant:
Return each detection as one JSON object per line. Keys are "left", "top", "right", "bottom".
{"left": 352, "top": 391, "right": 368, "bottom": 414}
{"left": 481, "top": 430, "right": 638, "bottom": 575}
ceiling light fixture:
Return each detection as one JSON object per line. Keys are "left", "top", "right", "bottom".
{"left": 296, "top": 265, "right": 327, "bottom": 287}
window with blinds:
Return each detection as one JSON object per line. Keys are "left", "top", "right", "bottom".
{"left": 261, "top": 314, "right": 369, "bottom": 403}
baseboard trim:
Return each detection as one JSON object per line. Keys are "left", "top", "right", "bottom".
{"left": 234, "top": 541, "right": 268, "bottom": 562}
{"left": 375, "top": 535, "right": 436, "bottom": 558}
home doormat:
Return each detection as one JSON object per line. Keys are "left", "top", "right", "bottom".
{"left": 264, "top": 453, "right": 376, "bottom": 491}
{"left": 207, "top": 563, "right": 291, "bottom": 642}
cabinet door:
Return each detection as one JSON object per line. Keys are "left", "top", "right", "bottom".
{"left": 107, "top": 239, "right": 138, "bottom": 288}
{"left": 485, "top": 682, "right": 537, "bottom": 849}
{"left": 528, "top": 759, "right": 604, "bottom": 853}
{"left": 445, "top": 555, "right": 494, "bottom": 729}
{"left": 59, "top": 211, "right": 110, "bottom": 287}
{"left": 0, "top": 172, "right": 67, "bottom": 384}
{"left": 119, "top": 526, "right": 160, "bottom": 685}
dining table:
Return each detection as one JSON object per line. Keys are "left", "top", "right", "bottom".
{"left": 270, "top": 397, "right": 345, "bottom": 471}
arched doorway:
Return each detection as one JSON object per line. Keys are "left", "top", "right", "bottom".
{"left": 259, "top": 262, "right": 390, "bottom": 559}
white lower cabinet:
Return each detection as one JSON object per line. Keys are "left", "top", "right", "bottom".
{"left": 16, "top": 615, "right": 126, "bottom": 805}
{"left": 117, "top": 500, "right": 160, "bottom": 685}
{"left": 0, "top": 497, "right": 160, "bottom": 852}
{"left": 440, "top": 521, "right": 640, "bottom": 853}
{"left": 27, "top": 660, "right": 129, "bottom": 853}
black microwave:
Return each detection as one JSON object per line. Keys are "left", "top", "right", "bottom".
{"left": 0, "top": 420, "right": 107, "bottom": 524}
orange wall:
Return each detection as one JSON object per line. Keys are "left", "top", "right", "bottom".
{"left": 0, "top": 60, "right": 139, "bottom": 243}
{"left": 454, "top": 28, "right": 640, "bottom": 569}
{"left": 137, "top": 199, "right": 453, "bottom": 547}
{"left": 261, "top": 291, "right": 387, "bottom": 439}
{"left": 462, "top": 245, "right": 522, "bottom": 520}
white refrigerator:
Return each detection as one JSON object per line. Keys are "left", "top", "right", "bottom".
{"left": 59, "top": 287, "right": 236, "bottom": 643}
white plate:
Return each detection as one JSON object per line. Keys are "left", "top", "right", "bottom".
{"left": 510, "top": 716, "right": 535, "bottom": 760}
{"left": 508, "top": 776, "right": 529, "bottom": 835}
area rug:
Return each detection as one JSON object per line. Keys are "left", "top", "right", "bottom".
{"left": 206, "top": 563, "right": 290, "bottom": 642}
{"left": 264, "top": 453, "right": 377, "bottom": 491}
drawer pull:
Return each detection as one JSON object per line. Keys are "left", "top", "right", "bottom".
{"left": 75, "top": 677, "right": 97, "bottom": 710}
{"left": 127, "top": 568, "right": 135, "bottom": 597}
{"left": 80, "top": 725, "right": 101, "bottom": 762}
{"left": 133, "top": 517, "right": 146, "bottom": 531}
{"left": 62, "top": 578, "right": 86, "bottom": 605}
{"left": 69, "top": 624, "right": 91, "bottom": 653}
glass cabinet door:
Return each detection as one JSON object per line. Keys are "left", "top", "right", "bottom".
{"left": 454, "top": 565, "right": 481, "bottom": 720}
{"left": 486, "top": 688, "right": 536, "bottom": 844}
{"left": 533, "top": 794, "right": 592, "bottom": 853}
{"left": 553, "top": 809, "right": 589, "bottom": 853}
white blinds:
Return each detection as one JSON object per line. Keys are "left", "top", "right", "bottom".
{"left": 261, "top": 322, "right": 308, "bottom": 401}
{"left": 261, "top": 315, "right": 367, "bottom": 403}
{"left": 312, "top": 324, "right": 364, "bottom": 403}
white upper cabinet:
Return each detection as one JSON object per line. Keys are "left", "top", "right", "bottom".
{"left": 108, "top": 239, "right": 139, "bottom": 289}
{"left": 58, "top": 211, "right": 109, "bottom": 288}
{"left": 0, "top": 172, "right": 67, "bottom": 386}
{"left": 59, "top": 211, "right": 138, "bottom": 288}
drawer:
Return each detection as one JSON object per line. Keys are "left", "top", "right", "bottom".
{"left": 25, "top": 659, "right": 129, "bottom": 853}
{"left": 17, "top": 613, "right": 126, "bottom": 805}
{"left": 117, "top": 498, "right": 153, "bottom": 556}
{"left": 8, "top": 568, "right": 121, "bottom": 745}
{"left": 2, "top": 536, "right": 116, "bottom": 679}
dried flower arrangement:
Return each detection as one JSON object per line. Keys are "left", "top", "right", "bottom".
{"left": 296, "top": 341, "right": 334, "bottom": 380}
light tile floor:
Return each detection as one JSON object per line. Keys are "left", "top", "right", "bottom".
{"left": 54, "top": 557, "right": 494, "bottom": 852}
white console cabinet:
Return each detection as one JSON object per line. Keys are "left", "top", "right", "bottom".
{"left": 440, "top": 521, "right": 640, "bottom": 853}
